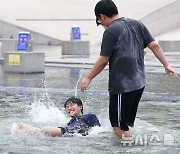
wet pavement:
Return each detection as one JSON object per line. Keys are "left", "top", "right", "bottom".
{"left": 44, "top": 47, "right": 180, "bottom": 74}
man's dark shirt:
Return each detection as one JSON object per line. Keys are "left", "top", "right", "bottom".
{"left": 100, "top": 17, "right": 155, "bottom": 94}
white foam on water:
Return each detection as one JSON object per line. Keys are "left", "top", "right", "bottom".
{"left": 10, "top": 123, "right": 19, "bottom": 135}
{"left": 87, "top": 118, "right": 160, "bottom": 138}
{"left": 133, "top": 118, "right": 159, "bottom": 134}
{"left": 88, "top": 125, "right": 113, "bottom": 137}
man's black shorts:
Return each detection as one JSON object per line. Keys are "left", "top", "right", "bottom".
{"left": 109, "top": 87, "right": 145, "bottom": 131}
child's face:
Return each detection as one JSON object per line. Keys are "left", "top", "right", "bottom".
{"left": 65, "top": 101, "right": 82, "bottom": 117}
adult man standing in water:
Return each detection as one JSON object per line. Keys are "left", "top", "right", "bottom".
{"left": 80, "top": 0, "right": 178, "bottom": 138}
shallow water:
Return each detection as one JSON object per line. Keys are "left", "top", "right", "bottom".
{"left": 0, "top": 67, "right": 180, "bottom": 154}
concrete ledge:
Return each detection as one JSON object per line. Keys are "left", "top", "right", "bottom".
{"left": 3, "top": 52, "right": 45, "bottom": 73}
{"left": 0, "top": 39, "right": 17, "bottom": 58}
{"left": 62, "top": 40, "right": 90, "bottom": 55}
{"left": 158, "top": 40, "right": 180, "bottom": 52}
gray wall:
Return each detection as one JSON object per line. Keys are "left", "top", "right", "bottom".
{"left": 140, "top": 0, "right": 180, "bottom": 37}
{"left": 0, "top": 19, "right": 61, "bottom": 45}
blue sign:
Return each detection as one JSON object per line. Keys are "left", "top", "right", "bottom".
{"left": 17, "top": 32, "right": 30, "bottom": 51}
{"left": 71, "top": 27, "right": 81, "bottom": 40}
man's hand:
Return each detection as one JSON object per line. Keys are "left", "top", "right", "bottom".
{"left": 80, "top": 56, "right": 110, "bottom": 92}
{"left": 165, "top": 65, "right": 178, "bottom": 79}
{"left": 80, "top": 77, "right": 91, "bottom": 92}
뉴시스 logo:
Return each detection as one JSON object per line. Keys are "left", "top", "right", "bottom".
{"left": 120, "top": 134, "right": 175, "bottom": 146}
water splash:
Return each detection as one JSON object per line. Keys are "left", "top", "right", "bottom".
{"left": 11, "top": 123, "right": 19, "bottom": 135}
{"left": 74, "top": 69, "right": 83, "bottom": 97}
{"left": 28, "top": 102, "right": 68, "bottom": 126}
{"left": 33, "top": 92, "right": 54, "bottom": 109}
{"left": 10, "top": 90, "right": 69, "bottom": 136}
{"left": 41, "top": 78, "right": 54, "bottom": 107}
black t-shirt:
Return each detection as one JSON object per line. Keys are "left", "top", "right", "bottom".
{"left": 100, "top": 17, "right": 155, "bottom": 94}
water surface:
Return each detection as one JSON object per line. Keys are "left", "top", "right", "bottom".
{"left": 0, "top": 67, "right": 179, "bottom": 154}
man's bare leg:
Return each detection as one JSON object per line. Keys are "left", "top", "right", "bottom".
{"left": 16, "top": 123, "right": 62, "bottom": 137}
{"left": 113, "top": 127, "right": 132, "bottom": 139}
